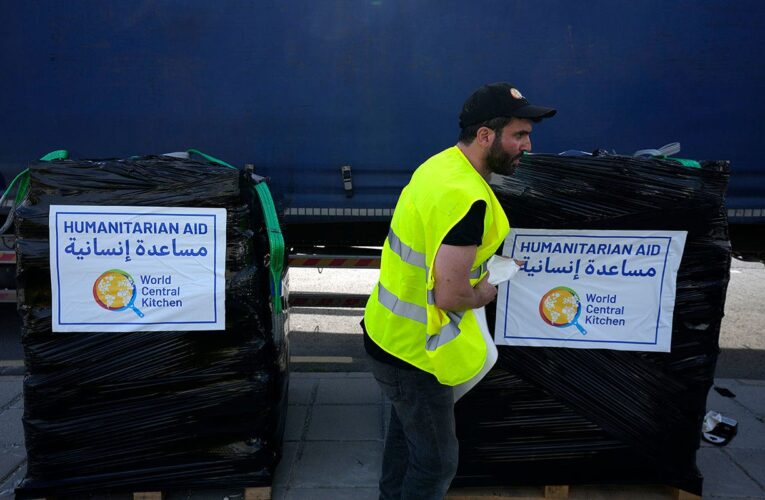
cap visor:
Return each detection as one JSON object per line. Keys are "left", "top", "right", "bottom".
{"left": 513, "top": 105, "right": 557, "bottom": 119}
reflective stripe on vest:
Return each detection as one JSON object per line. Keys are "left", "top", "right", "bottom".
{"left": 387, "top": 228, "right": 426, "bottom": 269}
{"left": 425, "top": 311, "right": 465, "bottom": 351}
{"left": 471, "top": 260, "right": 487, "bottom": 279}
{"left": 389, "top": 228, "right": 486, "bottom": 280}
{"left": 378, "top": 282, "right": 465, "bottom": 351}
{"left": 377, "top": 282, "right": 427, "bottom": 324}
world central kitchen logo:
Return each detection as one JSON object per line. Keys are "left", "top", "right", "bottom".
{"left": 538, "top": 288, "right": 628, "bottom": 334}
{"left": 93, "top": 270, "right": 182, "bottom": 316}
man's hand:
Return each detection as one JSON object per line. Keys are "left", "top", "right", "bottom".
{"left": 473, "top": 274, "right": 497, "bottom": 307}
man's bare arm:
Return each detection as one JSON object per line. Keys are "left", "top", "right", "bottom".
{"left": 433, "top": 244, "right": 496, "bottom": 311}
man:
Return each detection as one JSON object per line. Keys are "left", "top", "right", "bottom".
{"left": 363, "top": 82, "right": 556, "bottom": 500}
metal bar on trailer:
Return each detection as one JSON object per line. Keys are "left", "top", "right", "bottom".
{"left": 288, "top": 254, "right": 380, "bottom": 268}
{"left": 290, "top": 292, "right": 369, "bottom": 308}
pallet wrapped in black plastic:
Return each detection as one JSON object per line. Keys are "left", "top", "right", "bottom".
{"left": 454, "top": 154, "right": 730, "bottom": 496}
{"left": 13, "top": 154, "right": 289, "bottom": 497}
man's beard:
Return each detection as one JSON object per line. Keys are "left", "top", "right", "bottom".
{"left": 486, "top": 135, "right": 523, "bottom": 176}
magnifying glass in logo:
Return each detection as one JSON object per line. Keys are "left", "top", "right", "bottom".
{"left": 539, "top": 286, "right": 586, "bottom": 335}
{"left": 92, "top": 269, "right": 145, "bottom": 318}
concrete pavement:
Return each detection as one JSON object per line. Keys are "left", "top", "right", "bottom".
{"left": 1, "top": 372, "right": 764, "bottom": 499}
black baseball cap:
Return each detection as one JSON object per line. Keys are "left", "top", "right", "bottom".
{"left": 459, "top": 82, "right": 556, "bottom": 128}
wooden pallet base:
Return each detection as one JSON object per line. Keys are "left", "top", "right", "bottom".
{"left": 27, "top": 486, "right": 272, "bottom": 500}
{"left": 446, "top": 484, "right": 700, "bottom": 500}
{"left": 244, "top": 487, "right": 273, "bottom": 500}
{"left": 132, "top": 487, "right": 271, "bottom": 500}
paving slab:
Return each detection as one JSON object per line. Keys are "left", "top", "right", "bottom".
{"left": 9, "top": 397, "right": 22, "bottom": 410}
{"left": 272, "top": 486, "right": 287, "bottom": 500}
{"left": 273, "top": 441, "right": 299, "bottom": 489}
{"left": 284, "top": 404, "right": 309, "bottom": 442}
{"left": 0, "top": 445, "right": 27, "bottom": 468}
{"left": 737, "top": 379, "right": 765, "bottom": 386}
{"left": 287, "top": 377, "right": 316, "bottom": 406}
{"left": 0, "top": 461, "right": 25, "bottom": 498}
{"left": 0, "top": 446, "right": 25, "bottom": 488}
{"left": 726, "top": 381, "right": 765, "bottom": 417}
{"left": 697, "top": 447, "right": 765, "bottom": 498}
{"left": 290, "top": 441, "right": 383, "bottom": 488}
{"left": 0, "top": 378, "right": 22, "bottom": 409}
{"left": 0, "top": 409, "right": 23, "bottom": 447}
{"left": 315, "top": 377, "right": 382, "bottom": 405}
{"left": 725, "top": 448, "right": 765, "bottom": 491}
{"left": 307, "top": 405, "right": 382, "bottom": 441}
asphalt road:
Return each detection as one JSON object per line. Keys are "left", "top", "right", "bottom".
{"left": 0, "top": 259, "right": 763, "bottom": 378}
{"left": 715, "top": 259, "right": 765, "bottom": 378}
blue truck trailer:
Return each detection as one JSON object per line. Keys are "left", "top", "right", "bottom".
{"left": 1, "top": 1, "right": 764, "bottom": 261}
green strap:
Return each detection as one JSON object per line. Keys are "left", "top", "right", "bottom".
{"left": 251, "top": 178, "right": 285, "bottom": 314}
{"left": 650, "top": 154, "right": 701, "bottom": 169}
{"left": 185, "top": 150, "right": 283, "bottom": 312}
{"left": 2, "top": 169, "right": 29, "bottom": 204}
{"left": 667, "top": 157, "right": 701, "bottom": 169}
{"left": 2, "top": 150, "right": 69, "bottom": 203}
{"left": 40, "top": 149, "right": 69, "bottom": 161}
{"left": 187, "top": 149, "right": 237, "bottom": 170}
{"left": 13, "top": 172, "right": 29, "bottom": 206}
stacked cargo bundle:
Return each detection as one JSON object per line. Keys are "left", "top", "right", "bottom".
{"left": 14, "top": 155, "right": 288, "bottom": 497}
{"left": 455, "top": 154, "right": 730, "bottom": 495}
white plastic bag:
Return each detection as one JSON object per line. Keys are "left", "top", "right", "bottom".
{"left": 453, "top": 306, "right": 497, "bottom": 401}
{"left": 453, "top": 256, "right": 521, "bottom": 401}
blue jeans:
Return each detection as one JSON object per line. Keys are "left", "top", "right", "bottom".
{"left": 368, "top": 356, "right": 459, "bottom": 500}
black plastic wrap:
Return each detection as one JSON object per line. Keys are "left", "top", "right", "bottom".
{"left": 455, "top": 155, "right": 731, "bottom": 495}
{"left": 14, "top": 157, "right": 288, "bottom": 497}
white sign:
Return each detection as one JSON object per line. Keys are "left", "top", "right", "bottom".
{"left": 495, "top": 228, "right": 687, "bottom": 352}
{"left": 49, "top": 205, "right": 226, "bottom": 332}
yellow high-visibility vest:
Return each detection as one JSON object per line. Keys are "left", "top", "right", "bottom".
{"left": 364, "top": 146, "right": 510, "bottom": 386}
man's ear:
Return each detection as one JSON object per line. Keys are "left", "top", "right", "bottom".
{"left": 475, "top": 126, "right": 494, "bottom": 148}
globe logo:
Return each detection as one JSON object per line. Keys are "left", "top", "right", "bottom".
{"left": 538, "top": 286, "right": 587, "bottom": 335}
{"left": 92, "top": 269, "right": 145, "bottom": 318}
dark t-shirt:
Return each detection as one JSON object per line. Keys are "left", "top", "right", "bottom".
{"left": 363, "top": 201, "right": 486, "bottom": 368}
{"left": 441, "top": 201, "right": 486, "bottom": 246}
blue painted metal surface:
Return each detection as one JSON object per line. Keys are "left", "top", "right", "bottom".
{"left": 1, "top": 1, "right": 763, "bottom": 221}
